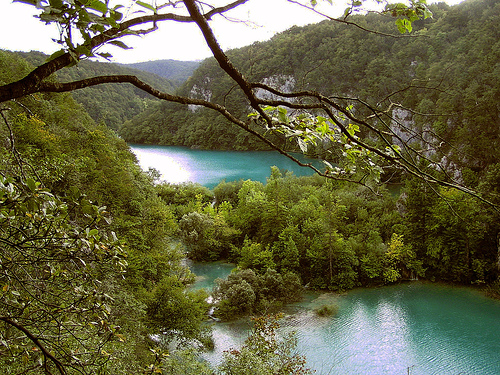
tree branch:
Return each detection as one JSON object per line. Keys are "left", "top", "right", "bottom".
{"left": 0, "top": 316, "right": 67, "bottom": 375}
{"left": 0, "top": 0, "right": 249, "bottom": 103}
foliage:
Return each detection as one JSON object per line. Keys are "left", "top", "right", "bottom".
{"left": 146, "top": 277, "right": 210, "bottom": 342}
{"left": 177, "top": 195, "right": 240, "bottom": 260}
{"left": 0, "top": 176, "right": 126, "bottom": 374}
{"left": 219, "top": 314, "right": 313, "bottom": 375}
{"left": 157, "top": 182, "right": 213, "bottom": 219}
{"left": 121, "top": 3, "right": 443, "bottom": 153}
{"left": 383, "top": 233, "right": 425, "bottom": 283}
{"left": 118, "top": 0, "right": 500, "bottom": 207}
{"left": 175, "top": 162, "right": 500, "bottom": 293}
{"left": 155, "top": 315, "right": 313, "bottom": 374}
{"left": 2, "top": 0, "right": 452, "bottom": 200}
{"left": 17, "top": 50, "right": 175, "bottom": 131}
{"left": 121, "top": 59, "right": 200, "bottom": 86}
{"left": 212, "top": 269, "right": 303, "bottom": 320}
{"left": 160, "top": 348, "right": 214, "bottom": 375}
{"left": 237, "top": 238, "right": 276, "bottom": 271}
{"left": 0, "top": 51, "right": 211, "bottom": 372}
{"left": 1, "top": 0, "right": 500, "bottom": 371}
{"left": 314, "top": 304, "right": 339, "bottom": 317}
{"left": 402, "top": 176, "right": 498, "bottom": 284}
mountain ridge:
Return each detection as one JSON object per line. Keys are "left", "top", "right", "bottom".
{"left": 120, "top": 59, "right": 200, "bottom": 85}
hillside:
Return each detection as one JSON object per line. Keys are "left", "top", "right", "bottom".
{"left": 16, "top": 51, "right": 176, "bottom": 131}
{"left": 0, "top": 49, "right": 213, "bottom": 373}
{"left": 119, "top": 0, "right": 500, "bottom": 172}
{"left": 120, "top": 59, "right": 200, "bottom": 86}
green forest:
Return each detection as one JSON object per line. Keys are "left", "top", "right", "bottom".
{"left": 120, "top": 0, "right": 500, "bottom": 171}
{"left": 120, "top": 59, "right": 201, "bottom": 86}
{"left": 1, "top": 0, "right": 500, "bottom": 373}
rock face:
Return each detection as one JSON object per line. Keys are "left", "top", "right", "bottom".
{"left": 188, "top": 77, "right": 213, "bottom": 112}
{"left": 390, "top": 108, "right": 464, "bottom": 182}
{"left": 187, "top": 73, "right": 297, "bottom": 113}
{"left": 255, "top": 75, "right": 296, "bottom": 101}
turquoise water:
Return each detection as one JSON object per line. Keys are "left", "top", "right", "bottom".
{"left": 187, "top": 260, "right": 235, "bottom": 291}
{"left": 138, "top": 144, "right": 500, "bottom": 374}
{"left": 130, "top": 144, "right": 321, "bottom": 188}
{"left": 189, "top": 262, "right": 500, "bottom": 374}
{"left": 284, "top": 284, "right": 500, "bottom": 375}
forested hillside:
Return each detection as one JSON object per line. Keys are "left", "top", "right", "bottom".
{"left": 120, "top": 0, "right": 500, "bottom": 173}
{"left": 0, "top": 50, "right": 211, "bottom": 373}
{"left": 15, "top": 51, "right": 175, "bottom": 131}
{"left": 121, "top": 59, "right": 200, "bottom": 85}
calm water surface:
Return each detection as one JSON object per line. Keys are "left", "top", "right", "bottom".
{"left": 130, "top": 144, "right": 321, "bottom": 188}
{"left": 190, "top": 262, "right": 500, "bottom": 375}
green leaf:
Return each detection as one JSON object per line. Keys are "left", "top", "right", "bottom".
{"left": 136, "top": 1, "right": 156, "bottom": 13}
{"left": 47, "top": 49, "right": 66, "bottom": 62}
{"left": 88, "top": 0, "right": 108, "bottom": 14}
{"left": 111, "top": 10, "right": 123, "bottom": 21}
{"left": 25, "top": 178, "right": 37, "bottom": 192}
{"left": 97, "top": 52, "right": 113, "bottom": 59}
{"left": 109, "top": 40, "right": 131, "bottom": 49}
{"left": 395, "top": 18, "right": 411, "bottom": 34}
{"left": 277, "top": 107, "right": 288, "bottom": 123}
{"left": 75, "top": 44, "right": 93, "bottom": 57}
{"left": 49, "top": 0, "right": 64, "bottom": 8}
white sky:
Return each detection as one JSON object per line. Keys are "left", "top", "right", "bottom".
{"left": 0, "top": 0, "right": 464, "bottom": 64}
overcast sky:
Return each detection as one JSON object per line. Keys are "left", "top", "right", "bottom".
{"left": 0, "top": 0, "right": 463, "bottom": 64}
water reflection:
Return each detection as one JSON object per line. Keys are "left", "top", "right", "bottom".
{"left": 196, "top": 280, "right": 500, "bottom": 374}
{"left": 131, "top": 145, "right": 191, "bottom": 183}
{"left": 130, "top": 144, "right": 322, "bottom": 188}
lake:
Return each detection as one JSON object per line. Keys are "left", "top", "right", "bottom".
{"left": 130, "top": 144, "right": 321, "bottom": 188}
{"left": 133, "top": 145, "right": 500, "bottom": 374}
{"left": 189, "top": 261, "right": 500, "bottom": 375}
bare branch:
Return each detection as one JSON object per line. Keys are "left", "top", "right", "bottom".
{"left": 287, "top": 0, "right": 425, "bottom": 38}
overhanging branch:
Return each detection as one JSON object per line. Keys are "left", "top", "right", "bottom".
{"left": 0, "top": 0, "right": 249, "bottom": 103}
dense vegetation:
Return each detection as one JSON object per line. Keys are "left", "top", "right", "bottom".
{"left": 121, "top": 0, "right": 500, "bottom": 175}
{"left": 0, "top": 49, "right": 318, "bottom": 374}
{"left": 0, "top": 50, "right": 210, "bottom": 373}
{"left": 165, "top": 166, "right": 499, "bottom": 310}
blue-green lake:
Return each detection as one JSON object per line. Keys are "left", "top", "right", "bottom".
{"left": 133, "top": 146, "right": 500, "bottom": 374}
{"left": 189, "top": 262, "right": 500, "bottom": 375}
{"left": 130, "top": 144, "right": 321, "bottom": 188}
